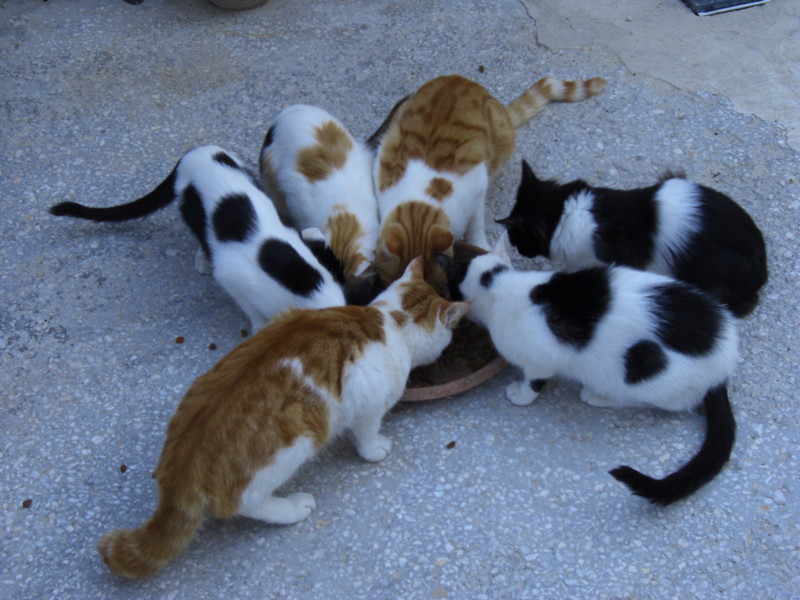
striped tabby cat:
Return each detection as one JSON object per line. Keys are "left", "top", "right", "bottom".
{"left": 370, "top": 74, "right": 605, "bottom": 289}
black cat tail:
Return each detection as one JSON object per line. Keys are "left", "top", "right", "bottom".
{"left": 49, "top": 166, "right": 178, "bottom": 222}
{"left": 609, "top": 384, "right": 735, "bottom": 506}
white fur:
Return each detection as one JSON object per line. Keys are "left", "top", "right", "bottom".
{"left": 176, "top": 145, "right": 345, "bottom": 331}
{"left": 235, "top": 260, "right": 464, "bottom": 523}
{"left": 262, "top": 105, "right": 380, "bottom": 277}
{"left": 549, "top": 181, "right": 703, "bottom": 274}
{"left": 375, "top": 158, "right": 490, "bottom": 249}
{"left": 461, "top": 235, "right": 739, "bottom": 411}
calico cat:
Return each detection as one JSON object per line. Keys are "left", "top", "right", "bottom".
{"left": 97, "top": 257, "right": 470, "bottom": 578}
{"left": 259, "top": 104, "right": 381, "bottom": 287}
{"left": 438, "top": 234, "right": 739, "bottom": 506}
{"left": 497, "top": 161, "right": 768, "bottom": 317}
{"left": 371, "top": 74, "right": 606, "bottom": 289}
{"left": 49, "top": 145, "right": 345, "bottom": 331}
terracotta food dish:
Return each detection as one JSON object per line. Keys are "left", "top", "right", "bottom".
{"left": 401, "top": 242, "right": 506, "bottom": 401}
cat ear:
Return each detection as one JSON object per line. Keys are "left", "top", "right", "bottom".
{"left": 354, "top": 260, "right": 376, "bottom": 278}
{"left": 384, "top": 232, "right": 403, "bottom": 257}
{"left": 405, "top": 256, "right": 425, "bottom": 279}
{"left": 521, "top": 159, "right": 537, "bottom": 182}
{"left": 431, "top": 227, "right": 454, "bottom": 253}
{"left": 441, "top": 301, "right": 471, "bottom": 329}
{"left": 491, "top": 232, "right": 512, "bottom": 263}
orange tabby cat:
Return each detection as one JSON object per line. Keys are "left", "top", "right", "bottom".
{"left": 371, "top": 74, "right": 605, "bottom": 288}
{"left": 97, "top": 257, "right": 469, "bottom": 578}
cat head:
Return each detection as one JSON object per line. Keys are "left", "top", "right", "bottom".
{"left": 375, "top": 202, "right": 454, "bottom": 292}
{"left": 374, "top": 257, "right": 470, "bottom": 367}
{"left": 495, "top": 160, "right": 587, "bottom": 259}
{"left": 437, "top": 234, "right": 512, "bottom": 326}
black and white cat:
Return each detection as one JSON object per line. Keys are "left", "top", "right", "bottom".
{"left": 50, "top": 145, "right": 345, "bottom": 331}
{"left": 438, "top": 233, "right": 739, "bottom": 506}
{"left": 496, "top": 161, "right": 768, "bottom": 317}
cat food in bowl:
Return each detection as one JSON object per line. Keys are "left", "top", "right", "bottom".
{"left": 401, "top": 242, "right": 506, "bottom": 401}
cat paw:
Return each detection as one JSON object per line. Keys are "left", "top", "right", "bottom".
{"left": 287, "top": 492, "right": 316, "bottom": 522}
{"left": 580, "top": 387, "right": 615, "bottom": 408}
{"left": 194, "top": 248, "right": 212, "bottom": 275}
{"left": 357, "top": 434, "right": 392, "bottom": 462}
{"left": 506, "top": 381, "right": 537, "bottom": 406}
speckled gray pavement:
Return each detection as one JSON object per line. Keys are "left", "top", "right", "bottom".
{"left": 2, "top": 1, "right": 799, "bottom": 598}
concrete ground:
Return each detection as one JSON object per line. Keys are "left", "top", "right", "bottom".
{"left": 2, "top": 0, "right": 798, "bottom": 598}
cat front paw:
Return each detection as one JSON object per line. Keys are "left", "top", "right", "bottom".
{"left": 194, "top": 247, "right": 212, "bottom": 275}
{"left": 506, "top": 381, "right": 537, "bottom": 406}
{"left": 357, "top": 434, "right": 392, "bottom": 462}
{"left": 287, "top": 492, "right": 316, "bottom": 522}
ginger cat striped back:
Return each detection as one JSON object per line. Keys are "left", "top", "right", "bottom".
{"left": 371, "top": 74, "right": 605, "bottom": 288}
{"left": 97, "top": 257, "right": 468, "bottom": 578}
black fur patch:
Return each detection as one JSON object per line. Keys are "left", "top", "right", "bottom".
{"left": 258, "top": 238, "right": 324, "bottom": 296}
{"left": 530, "top": 267, "right": 612, "bottom": 349}
{"left": 212, "top": 194, "right": 257, "bottom": 243}
{"left": 480, "top": 264, "right": 509, "bottom": 288}
{"left": 212, "top": 151, "right": 241, "bottom": 170}
{"left": 591, "top": 185, "right": 659, "bottom": 269}
{"left": 670, "top": 185, "right": 767, "bottom": 317}
{"left": 648, "top": 282, "right": 721, "bottom": 356}
{"left": 435, "top": 253, "right": 468, "bottom": 301}
{"left": 531, "top": 379, "right": 547, "bottom": 393}
{"left": 263, "top": 125, "right": 275, "bottom": 149}
{"left": 624, "top": 340, "right": 667, "bottom": 384}
{"left": 303, "top": 238, "right": 345, "bottom": 285}
{"left": 179, "top": 184, "right": 210, "bottom": 259}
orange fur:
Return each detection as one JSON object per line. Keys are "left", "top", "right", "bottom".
{"left": 296, "top": 120, "right": 354, "bottom": 183}
{"left": 425, "top": 177, "right": 454, "bottom": 202}
{"left": 325, "top": 209, "right": 369, "bottom": 282}
{"left": 97, "top": 305, "right": 384, "bottom": 578}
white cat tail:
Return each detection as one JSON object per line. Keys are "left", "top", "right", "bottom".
{"left": 609, "top": 384, "right": 735, "bottom": 506}
{"left": 49, "top": 166, "right": 178, "bottom": 222}
{"left": 97, "top": 485, "right": 206, "bottom": 578}
{"left": 506, "top": 76, "right": 606, "bottom": 129}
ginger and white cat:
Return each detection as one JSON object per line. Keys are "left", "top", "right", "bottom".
{"left": 97, "top": 258, "right": 469, "bottom": 577}
{"left": 371, "top": 74, "right": 606, "bottom": 288}
{"left": 439, "top": 234, "right": 738, "bottom": 506}
{"left": 50, "top": 145, "right": 345, "bottom": 331}
{"left": 498, "top": 161, "right": 768, "bottom": 317}
{"left": 260, "top": 105, "right": 380, "bottom": 286}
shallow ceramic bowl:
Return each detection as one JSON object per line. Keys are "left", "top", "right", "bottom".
{"left": 208, "top": 0, "right": 269, "bottom": 9}
{"left": 401, "top": 242, "right": 506, "bottom": 401}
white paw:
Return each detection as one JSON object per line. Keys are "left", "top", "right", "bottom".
{"left": 194, "top": 248, "right": 212, "bottom": 275}
{"left": 580, "top": 387, "right": 614, "bottom": 408}
{"left": 506, "top": 381, "right": 537, "bottom": 406}
{"left": 287, "top": 492, "right": 316, "bottom": 522}
{"left": 357, "top": 434, "right": 392, "bottom": 462}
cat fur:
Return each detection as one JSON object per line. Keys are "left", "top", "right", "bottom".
{"left": 439, "top": 233, "right": 738, "bottom": 506}
{"left": 260, "top": 105, "right": 380, "bottom": 286}
{"left": 49, "top": 145, "right": 345, "bottom": 331}
{"left": 497, "top": 161, "right": 768, "bottom": 317}
{"left": 372, "top": 74, "right": 606, "bottom": 288}
{"left": 96, "top": 257, "right": 469, "bottom": 577}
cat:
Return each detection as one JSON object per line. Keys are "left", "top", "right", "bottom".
{"left": 370, "top": 73, "right": 606, "bottom": 290}
{"left": 437, "top": 233, "right": 739, "bottom": 506}
{"left": 49, "top": 145, "right": 345, "bottom": 331}
{"left": 497, "top": 161, "right": 768, "bottom": 317}
{"left": 259, "top": 104, "right": 381, "bottom": 288}
{"left": 96, "top": 257, "right": 469, "bottom": 577}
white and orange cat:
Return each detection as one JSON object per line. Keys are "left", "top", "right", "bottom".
{"left": 97, "top": 257, "right": 469, "bottom": 578}
{"left": 370, "top": 74, "right": 606, "bottom": 288}
{"left": 260, "top": 105, "right": 380, "bottom": 286}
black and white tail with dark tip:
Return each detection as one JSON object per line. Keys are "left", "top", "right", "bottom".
{"left": 49, "top": 145, "right": 345, "bottom": 331}
{"left": 610, "top": 385, "right": 735, "bottom": 506}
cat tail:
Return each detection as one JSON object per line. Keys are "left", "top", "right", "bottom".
{"left": 49, "top": 166, "right": 178, "bottom": 222}
{"left": 505, "top": 77, "right": 606, "bottom": 128}
{"left": 609, "top": 384, "right": 735, "bottom": 506}
{"left": 97, "top": 483, "right": 205, "bottom": 578}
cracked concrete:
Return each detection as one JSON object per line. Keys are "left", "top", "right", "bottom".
{"left": 2, "top": 1, "right": 799, "bottom": 598}
{"left": 523, "top": 0, "right": 800, "bottom": 150}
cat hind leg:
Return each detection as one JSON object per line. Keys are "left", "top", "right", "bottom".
{"left": 580, "top": 386, "right": 617, "bottom": 408}
{"left": 238, "top": 493, "right": 316, "bottom": 525}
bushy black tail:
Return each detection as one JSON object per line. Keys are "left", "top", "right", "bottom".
{"left": 609, "top": 384, "right": 735, "bottom": 506}
{"left": 49, "top": 167, "right": 177, "bottom": 222}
